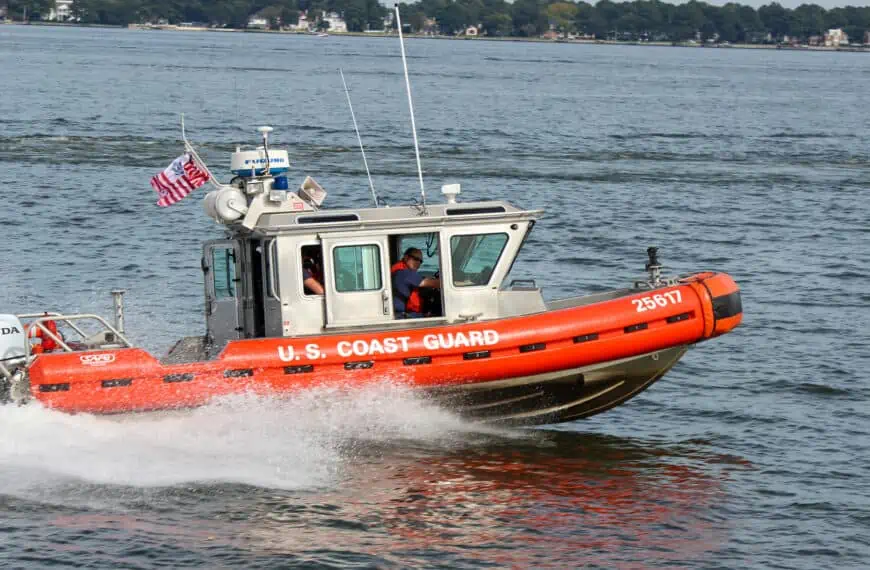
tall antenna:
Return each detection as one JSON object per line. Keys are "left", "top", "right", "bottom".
{"left": 340, "top": 69, "right": 378, "bottom": 208}
{"left": 394, "top": 5, "right": 426, "bottom": 210}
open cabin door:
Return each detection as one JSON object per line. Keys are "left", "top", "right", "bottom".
{"left": 203, "top": 240, "right": 243, "bottom": 345}
{"left": 321, "top": 235, "right": 392, "bottom": 327}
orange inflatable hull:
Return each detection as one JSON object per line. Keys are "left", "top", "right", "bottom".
{"left": 28, "top": 272, "right": 742, "bottom": 416}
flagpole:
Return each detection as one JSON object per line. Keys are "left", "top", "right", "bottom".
{"left": 180, "top": 114, "right": 224, "bottom": 191}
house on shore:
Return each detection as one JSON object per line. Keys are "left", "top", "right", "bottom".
{"left": 322, "top": 12, "right": 347, "bottom": 33}
{"left": 824, "top": 28, "right": 848, "bottom": 46}
{"left": 285, "top": 11, "right": 310, "bottom": 31}
{"left": 247, "top": 17, "right": 267, "bottom": 29}
{"left": 283, "top": 10, "right": 346, "bottom": 33}
{"left": 48, "top": 0, "right": 72, "bottom": 21}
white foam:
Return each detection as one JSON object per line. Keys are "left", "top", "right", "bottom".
{"left": 0, "top": 382, "right": 515, "bottom": 496}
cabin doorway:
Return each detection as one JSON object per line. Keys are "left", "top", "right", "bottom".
{"left": 391, "top": 233, "right": 443, "bottom": 319}
{"left": 203, "top": 240, "right": 243, "bottom": 346}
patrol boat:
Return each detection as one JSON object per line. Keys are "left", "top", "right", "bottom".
{"left": 0, "top": 124, "right": 743, "bottom": 425}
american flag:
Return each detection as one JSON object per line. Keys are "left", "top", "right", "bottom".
{"left": 150, "top": 153, "right": 210, "bottom": 207}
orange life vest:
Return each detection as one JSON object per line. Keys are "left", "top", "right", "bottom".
{"left": 391, "top": 260, "right": 423, "bottom": 314}
{"left": 28, "top": 317, "right": 59, "bottom": 352}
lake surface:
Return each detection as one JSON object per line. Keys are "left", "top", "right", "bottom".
{"left": 1, "top": 25, "right": 869, "bottom": 568}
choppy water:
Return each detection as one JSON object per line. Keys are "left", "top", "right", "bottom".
{"left": 1, "top": 25, "right": 869, "bottom": 568}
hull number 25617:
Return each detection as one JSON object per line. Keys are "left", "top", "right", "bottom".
{"left": 632, "top": 290, "right": 682, "bottom": 312}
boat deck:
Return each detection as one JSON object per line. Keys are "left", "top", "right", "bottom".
{"left": 161, "top": 336, "right": 212, "bottom": 364}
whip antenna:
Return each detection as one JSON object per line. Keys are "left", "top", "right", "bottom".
{"left": 340, "top": 69, "right": 378, "bottom": 208}
{"left": 394, "top": 5, "right": 426, "bottom": 210}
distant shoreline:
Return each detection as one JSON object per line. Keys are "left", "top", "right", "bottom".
{"left": 6, "top": 20, "right": 869, "bottom": 53}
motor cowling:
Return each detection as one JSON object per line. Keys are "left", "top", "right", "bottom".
{"left": 0, "top": 315, "right": 26, "bottom": 366}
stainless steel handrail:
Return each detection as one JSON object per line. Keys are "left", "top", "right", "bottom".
{"left": 18, "top": 314, "right": 134, "bottom": 360}
{"left": 267, "top": 239, "right": 280, "bottom": 300}
{"left": 17, "top": 311, "right": 88, "bottom": 339}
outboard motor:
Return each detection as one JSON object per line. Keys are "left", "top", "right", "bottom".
{"left": 0, "top": 315, "right": 28, "bottom": 403}
{"left": 0, "top": 314, "right": 26, "bottom": 369}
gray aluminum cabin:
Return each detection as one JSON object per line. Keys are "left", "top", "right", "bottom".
{"left": 199, "top": 186, "right": 547, "bottom": 353}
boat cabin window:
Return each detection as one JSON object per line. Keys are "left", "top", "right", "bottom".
{"left": 301, "top": 244, "right": 324, "bottom": 296}
{"left": 450, "top": 233, "right": 508, "bottom": 287}
{"left": 333, "top": 244, "right": 382, "bottom": 292}
{"left": 446, "top": 206, "right": 506, "bottom": 216}
{"left": 212, "top": 248, "right": 237, "bottom": 298}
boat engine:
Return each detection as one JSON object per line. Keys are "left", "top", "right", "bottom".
{"left": 0, "top": 315, "right": 28, "bottom": 403}
{"left": 0, "top": 314, "right": 26, "bottom": 368}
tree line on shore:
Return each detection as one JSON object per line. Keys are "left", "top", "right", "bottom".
{"left": 5, "top": 0, "right": 870, "bottom": 44}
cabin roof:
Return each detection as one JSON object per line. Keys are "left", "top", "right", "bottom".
{"left": 238, "top": 199, "right": 543, "bottom": 236}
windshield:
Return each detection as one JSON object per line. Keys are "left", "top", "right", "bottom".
{"left": 450, "top": 233, "right": 508, "bottom": 287}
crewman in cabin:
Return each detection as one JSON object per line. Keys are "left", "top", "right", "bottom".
{"left": 391, "top": 248, "right": 440, "bottom": 318}
{"left": 301, "top": 247, "right": 325, "bottom": 296}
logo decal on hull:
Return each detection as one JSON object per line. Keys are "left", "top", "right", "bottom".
{"left": 80, "top": 353, "right": 116, "bottom": 366}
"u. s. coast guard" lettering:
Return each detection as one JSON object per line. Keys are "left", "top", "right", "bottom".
{"left": 277, "top": 329, "right": 499, "bottom": 362}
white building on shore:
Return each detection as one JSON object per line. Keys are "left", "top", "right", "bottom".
{"left": 824, "top": 28, "right": 848, "bottom": 46}
{"left": 247, "top": 17, "right": 267, "bottom": 29}
{"left": 49, "top": 0, "right": 73, "bottom": 21}
{"left": 322, "top": 12, "right": 347, "bottom": 33}
{"left": 284, "top": 10, "right": 347, "bottom": 33}
{"left": 285, "top": 11, "right": 310, "bottom": 31}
